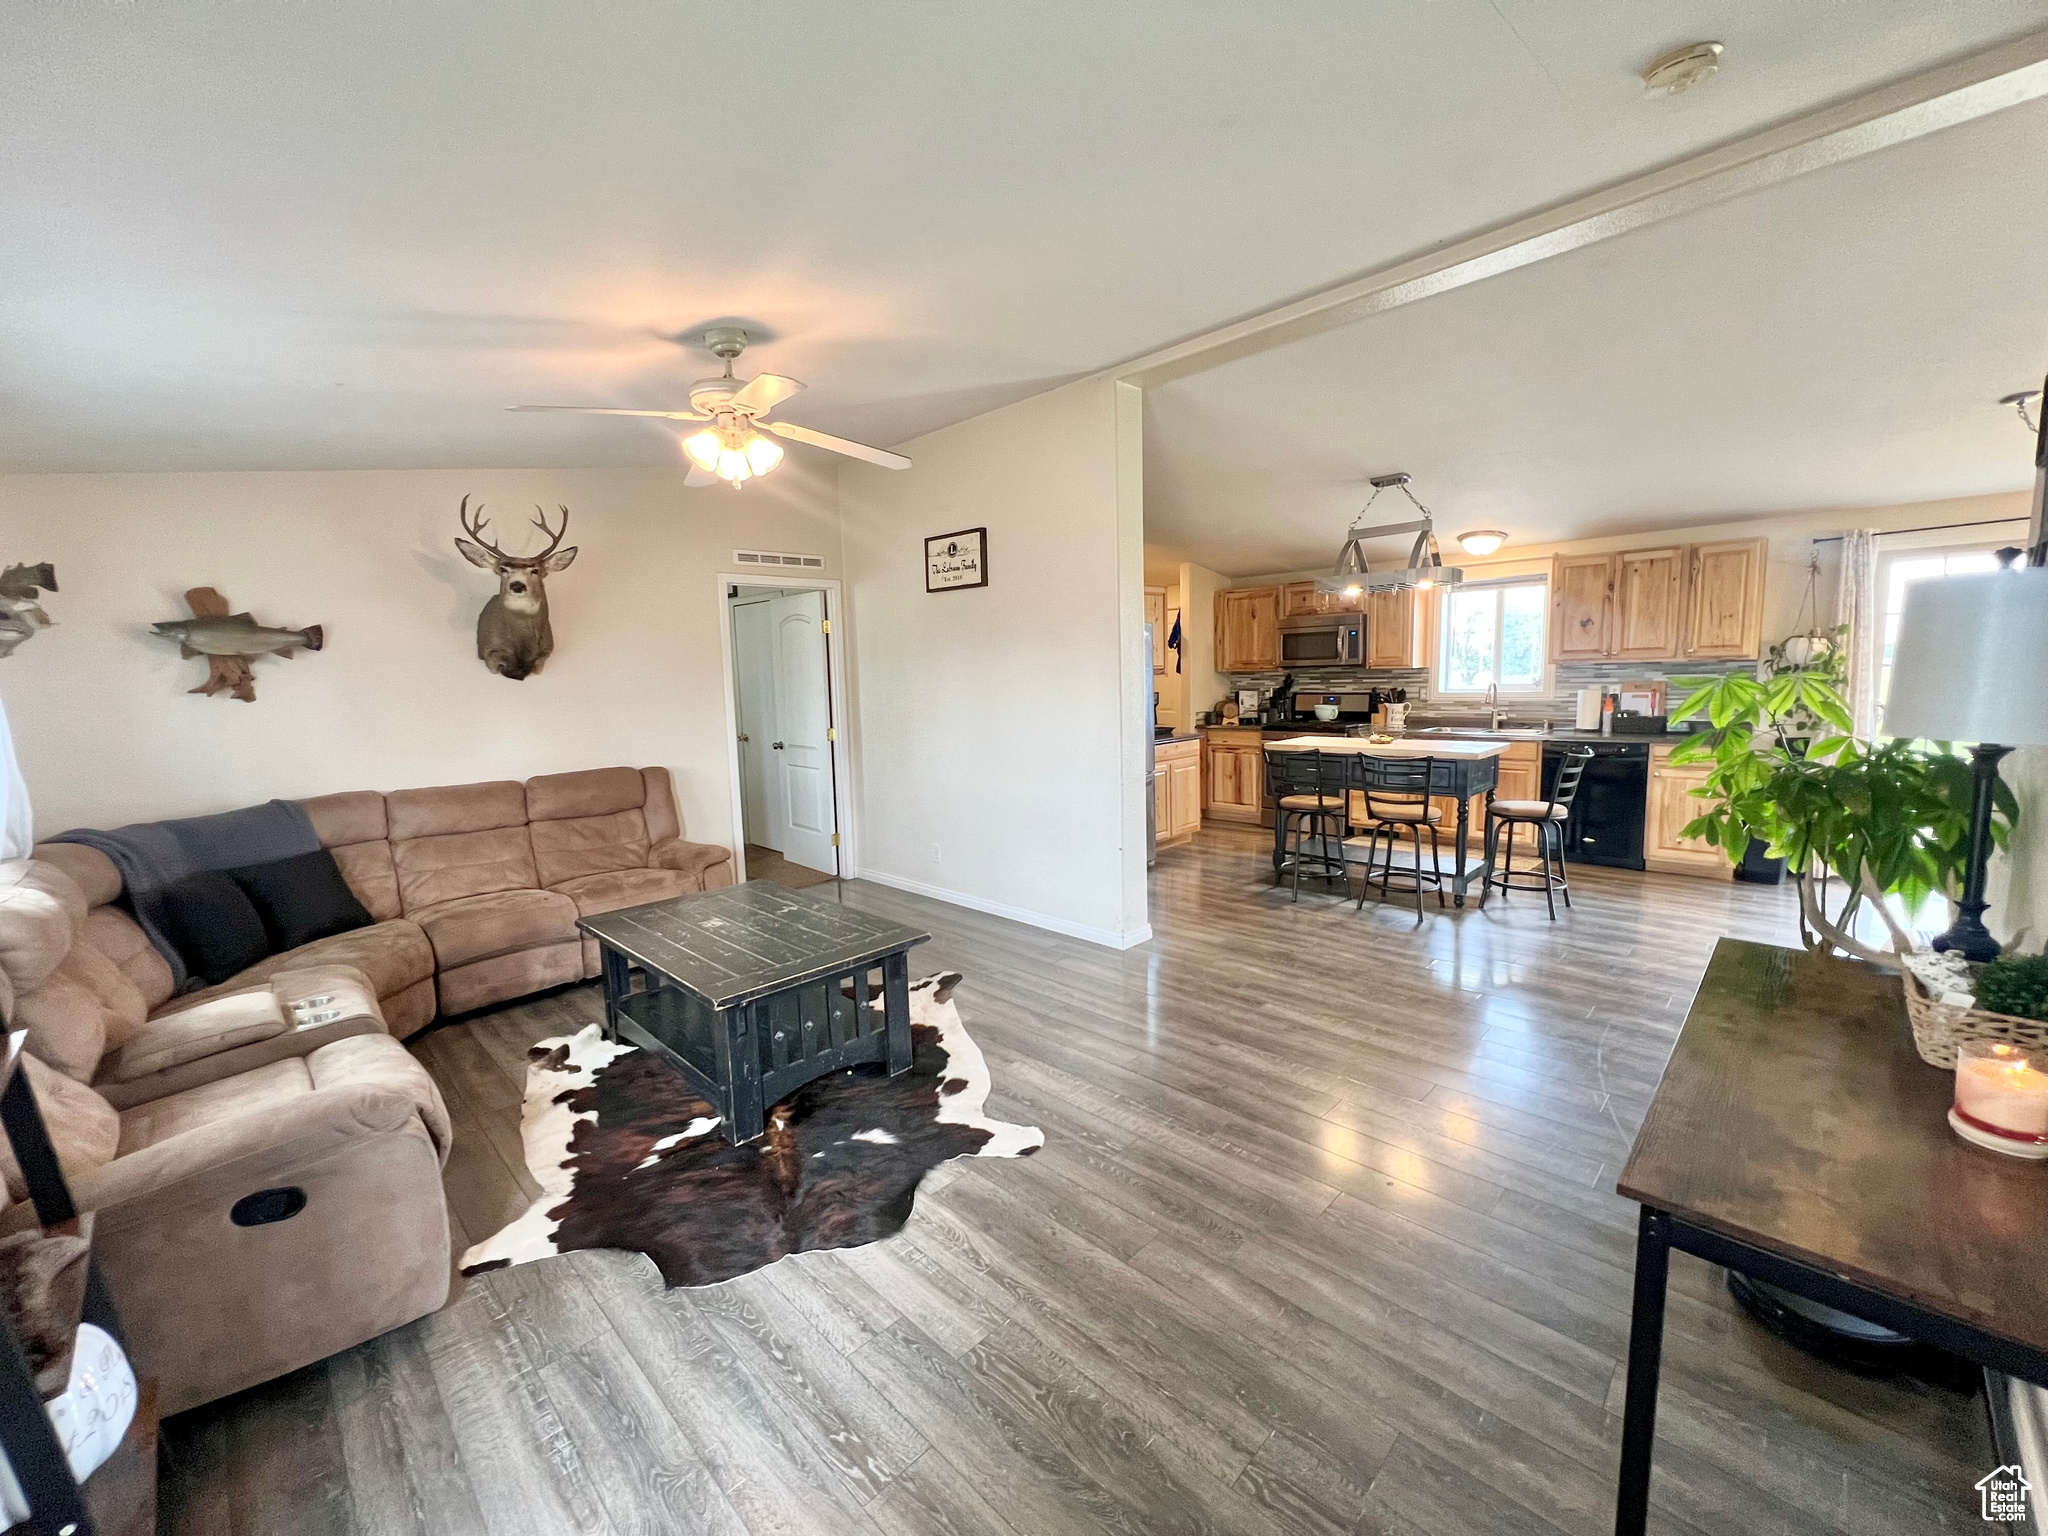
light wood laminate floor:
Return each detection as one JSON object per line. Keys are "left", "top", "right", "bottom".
{"left": 159, "top": 827, "right": 1991, "bottom": 1534}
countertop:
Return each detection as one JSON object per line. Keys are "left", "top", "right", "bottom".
{"left": 1265, "top": 734, "right": 1510, "bottom": 760}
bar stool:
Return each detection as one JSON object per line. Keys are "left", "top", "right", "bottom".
{"left": 1266, "top": 748, "right": 1350, "bottom": 900}
{"left": 1343, "top": 754, "right": 1445, "bottom": 917}
{"left": 1481, "top": 745, "right": 1592, "bottom": 919}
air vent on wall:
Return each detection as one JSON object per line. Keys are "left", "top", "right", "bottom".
{"left": 733, "top": 549, "right": 826, "bottom": 570}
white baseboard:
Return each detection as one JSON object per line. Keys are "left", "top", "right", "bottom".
{"left": 851, "top": 867, "right": 1152, "bottom": 950}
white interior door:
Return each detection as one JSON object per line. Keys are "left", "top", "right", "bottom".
{"left": 731, "top": 599, "right": 778, "bottom": 850}
{"left": 767, "top": 590, "right": 838, "bottom": 875}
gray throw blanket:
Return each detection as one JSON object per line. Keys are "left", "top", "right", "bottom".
{"left": 52, "top": 799, "right": 320, "bottom": 993}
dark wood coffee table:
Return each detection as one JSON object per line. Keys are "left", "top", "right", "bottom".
{"left": 578, "top": 884, "right": 930, "bottom": 1144}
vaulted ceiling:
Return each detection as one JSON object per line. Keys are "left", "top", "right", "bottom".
{"left": 1144, "top": 92, "right": 2048, "bottom": 576}
{"left": 5, "top": 1, "right": 2043, "bottom": 484}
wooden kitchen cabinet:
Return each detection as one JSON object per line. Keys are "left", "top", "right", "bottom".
{"left": 1683, "top": 538, "right": 1767, "bottom": 659}
{"left": 1366, "top": 588, "right": 1424, "bottom": 669}
{"left": 1493, "top": 741, "right": 1543, "bottom": 802}
{"left": 1282, "top": 581, "right": 1363, "bottom": 618}
{"left": 1145, "top": 586, "right": 1167, "bottom": 674}
{"left": 1550, "top": 538, "right": 1766, "bottom": 663}
{"left": 1550, "top": 554, "right": 1615, "bottom": 661}
{"left": 1645, "top": 744, "right": 1733, "bottom": 878}
{"left": 1613, "top": 547, "right": 1687, "bottom": 660}
{"left": 1215, "top": 586, "right": 1280, "bottom": 672}
{"left": 1202, "top": 728, "right": 1265, "bottom": 824}
{"left": 1155, "top": 737, "right": 1202, "bottom": 846}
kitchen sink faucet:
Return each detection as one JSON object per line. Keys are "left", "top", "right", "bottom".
{"left": 1486, "top": 682, "right": 1508, "bottom": 731}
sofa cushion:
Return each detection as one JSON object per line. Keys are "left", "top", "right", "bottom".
{"left": 28, "top": 843, "right": 121, "bottom": 908}
{"left": 158, "top": 870, "right": 272, "bottom": 987}
{"left": 526, "top": 767, "right": 645, "bottom": 822}
{"left": 385, "top": 780, "right": 526, "bottom": 842}
{"left": 411, "top": 889, "right": 579, "bottom": 971}
{"left": 301, "top": 790, "right": 387, "bottom": 848}
{"left": 0, "top": 861, "right": 85, "bottom": 995}
{"left": 11, "top": 939, "right": 155, "bottom": 1082}
{"left": 102, "top": 991, "right": 289, "bottom": 1085}
{"left": 162, "top": 919, "right": 433, "bottom": 1015}
{"left": 0, "top": 1057, "right": 118, "bottom": 1201}
{"left": 229, "top": 849, "right": 374, "bottom": 952}
{"left": 549, "top": 867, "right": 696, "bottom": 919}
{"left": 530, "top": 808, "right": 651, "bottom": 887}
{"left": 116, "top": 1056, "right": 314, "bottom": 1157}
{"left": 328, "top": 840, "right": 400, "bottom": 923}
{"left": 393, "top": 826, "right": 539, "bottom": 913}
{"left": 81, "top": 909, "right": 175, "bottom": 1012}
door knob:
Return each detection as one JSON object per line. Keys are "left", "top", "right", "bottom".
{"left": 737, "top": 733, "right": 749, "bottom": 742}
{"left": 772, "top": 741, "right": 785, "bottom": 750}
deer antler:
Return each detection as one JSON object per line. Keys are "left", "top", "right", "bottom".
{"left": 457, "top": 495, "right": 509, "bottom": 558}
{"left": 528, "top": 504, "right": 569, "bottom": 560}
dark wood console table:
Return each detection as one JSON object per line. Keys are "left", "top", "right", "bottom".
{"left": 1614, "top": 939, "right": 2048, "bottom": 1535}
{"left": 580, "top": 884, "right": 929, "bottom": 1145}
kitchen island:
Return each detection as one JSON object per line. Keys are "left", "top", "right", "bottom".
{"left": 1264, "top": 735, "right": 1510, "bottom": 906}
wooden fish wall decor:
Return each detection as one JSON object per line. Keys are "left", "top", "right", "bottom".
{"left": 152, "top": 586, "right": 323, "bottom": 702}
{"left": 0, "top": 562, "right": 57, "bottom": 659}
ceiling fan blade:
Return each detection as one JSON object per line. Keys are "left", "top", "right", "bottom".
{"left": 762, "top": 419, "right": 911, "bottom": 470}
{"left": 684, "top": 465, "right": 719, "bottom": 488}
{"left": 730, "top": 373, "right": 805, "bottom": 416}
{"left": 508, "top": 405, "right": 707, "bottom": 420}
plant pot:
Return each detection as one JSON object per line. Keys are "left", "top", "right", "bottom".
{"left": 1734, "top": 838, "right": 1786, "bottom": 884}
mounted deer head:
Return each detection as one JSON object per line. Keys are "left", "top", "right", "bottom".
{"left": 454, "top": 497, "right": 578, "bottom": 680}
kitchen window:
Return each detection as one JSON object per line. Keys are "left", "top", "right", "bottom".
{"left": 1436, "top": 578, "right": 1547, "bottom": 696}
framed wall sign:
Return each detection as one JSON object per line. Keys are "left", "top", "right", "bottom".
{"left": 925, "top": 527, "right": 988, "bottom": 593}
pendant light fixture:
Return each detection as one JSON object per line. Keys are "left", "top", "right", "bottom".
{"left": 1314, "top": 473, "right": 1465, "bottom": 597}
{"left": 1778, "top": 553, "right": 1834, "bottom": 667}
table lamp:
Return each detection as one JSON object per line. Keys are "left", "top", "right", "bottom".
{"left": 1884, "top": 567, "right": 2048, "bottom": 960}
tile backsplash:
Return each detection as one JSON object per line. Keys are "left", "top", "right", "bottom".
{"left": 1212, "top": 659, "right": 1753, "bottom": 724}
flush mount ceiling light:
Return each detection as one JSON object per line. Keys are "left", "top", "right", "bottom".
{"left": 1457, "top": 530, "right": 1508, "bottom": 557}
{"left": 1315, "top": 473, "right": 1465, "bottom": 597}
{"left": 1643, "top": 41, "right": 1724, "bottom": 95}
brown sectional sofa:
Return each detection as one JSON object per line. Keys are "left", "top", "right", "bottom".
{"left": 0, "top": 766, "right": 733, "bottom": 1415}
{"left": 37, "top": 765, "right": 735, "bottom": 1041}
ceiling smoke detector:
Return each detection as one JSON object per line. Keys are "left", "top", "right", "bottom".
{"left": 1643, "top": 42, "right": 1724, "bottom": 96}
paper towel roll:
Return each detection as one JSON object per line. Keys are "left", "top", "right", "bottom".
{"left": 1575, "top": 688, "right": 1603, "bottom": 731}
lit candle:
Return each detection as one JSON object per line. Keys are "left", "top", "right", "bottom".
{"left": 1950, "top": 1041, "right": 2048, "bottom": 1159}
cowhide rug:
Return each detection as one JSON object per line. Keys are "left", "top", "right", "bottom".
{"left": 460, "top": 971, "right": 1043, "bottom": 1288}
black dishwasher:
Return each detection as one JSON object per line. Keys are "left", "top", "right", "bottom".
{"left": 1541, "top": 741, "right": 1649, "bottom": 870}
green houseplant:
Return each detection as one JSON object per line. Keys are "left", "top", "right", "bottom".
{"left": 1665, "top": 665, "right": 2014, "bottom": 967}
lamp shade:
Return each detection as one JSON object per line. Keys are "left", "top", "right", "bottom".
{"left": 1885, "top": 568, "right": 2048, "bottom": 745}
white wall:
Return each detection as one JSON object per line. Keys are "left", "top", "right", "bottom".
{"left": 0, "top": 463, "right": 841, "bottom": 840}
{"left": 840, "top": 375, "right": 1150, "bottom": 948}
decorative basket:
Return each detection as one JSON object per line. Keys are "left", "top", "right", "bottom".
{"left": 1900, "top": 964, "right": 2048, "bottom": 1070}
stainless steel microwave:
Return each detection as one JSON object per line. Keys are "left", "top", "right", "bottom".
{"left": 1278, "top": 614, "right": 1364, "bottom": 666}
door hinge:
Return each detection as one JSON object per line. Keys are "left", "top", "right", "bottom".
{"left": 826, "top": 727, "right": 837, "bottom": 741}
{"left": 830, "top": 833, "right": 840, "bottom": 847}
{"left": 820, "top": 618, "right": 831, "bottom": 633}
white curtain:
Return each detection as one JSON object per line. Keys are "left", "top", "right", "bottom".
{"left": 0, "top": 693, "right": 30, "bottom": 859}
{"left": 1838, "top": 528, "right": 1880, "bottom": 739}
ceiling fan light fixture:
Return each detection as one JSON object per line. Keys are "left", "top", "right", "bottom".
{"left": 715, "top": 444, "right": 754, "bottom": 485}
{"left": 745, "top": 432, "right": 784, "bottom": 476}
{"left": 1457, "top": 530, "right": 1507, "bottom": 557}
{"left": 682, "top": 428, "right": 723, "bottom": 474}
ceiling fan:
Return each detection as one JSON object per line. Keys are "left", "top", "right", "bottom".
{"left": 510, "top": 327, "right": 912, "bottom": 487}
